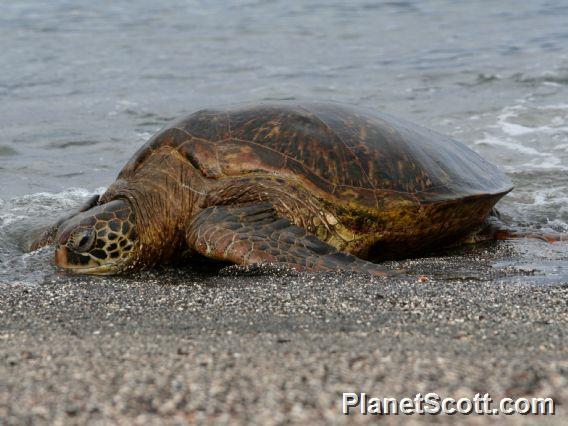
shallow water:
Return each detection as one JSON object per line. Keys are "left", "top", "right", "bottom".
{"left": 1, "top": 0, "right": 567, "bottom": 286}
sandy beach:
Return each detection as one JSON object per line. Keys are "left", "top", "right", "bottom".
{"left": 1, "top": 241, "right": 566, "bottom": 424}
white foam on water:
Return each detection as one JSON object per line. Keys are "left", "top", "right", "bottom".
{"left": 504, "top": 181, "right": 568, "bottom": 230}
{"left": 0, "top": 187, "right": 107, "bottom": 286}
{"left": 0, "top": 187, "right": 106, "bottom": 230}
{"left": 525, "top": 187, "right": 568, "bottom": 208}
{"left": 475, "top": 133, "right": 549, "bottom": 157}
{"left": 497, "top": 108, "right": 536, "bottom": 137}
{"left": 507, "top": 158, "right": 565, "bottom": 172}
{"left": 496, "top": 103, "right": 568, "bottom": 137}
{"left": 136, "top": 131, "right": 154, "bottom": 141}
{"left": 476, "top": 102, "right": 568, "bottom": 172}
{"left": 473, "top": 101, "right": 568, "bottom": 230}
{"left": 553, "top": 143, "right": 568, "bottom": 152}
{"left": 5, "top": 187, "right": 105, "bottom": 206}
{"left": 547, "top": 219, "right": 568, "bottom": 232}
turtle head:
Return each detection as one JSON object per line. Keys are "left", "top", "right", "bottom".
{"left": 54, "top": 199, "right": 139, "bottom": 275}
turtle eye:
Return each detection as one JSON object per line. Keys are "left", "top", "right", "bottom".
{"left": 70, "top": 229, "right": 95, "bottom": 252}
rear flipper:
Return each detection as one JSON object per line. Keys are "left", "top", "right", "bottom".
{"left": 464, "top": 212, "right": 567, "bottom": 244}
{"left": 186, "top": 203, "right": 392, "bottom": 277}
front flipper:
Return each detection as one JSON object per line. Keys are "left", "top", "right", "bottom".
{"left": 186, "top": 203, "right": 391, "bottom": 276}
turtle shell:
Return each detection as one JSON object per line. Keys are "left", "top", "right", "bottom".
{"left": 120, "top": 102, "right": 512, "bottom": 209}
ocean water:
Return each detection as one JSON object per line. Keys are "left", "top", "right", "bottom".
{"left": 1, "top": 0, "right": 567, "bottom": 285}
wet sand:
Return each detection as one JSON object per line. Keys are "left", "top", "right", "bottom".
{"left": 1, "top": 241, "right": 567, "bottom": 424}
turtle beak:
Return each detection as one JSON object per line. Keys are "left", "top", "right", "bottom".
{"left": 54, "top": 245, "right": 68, "bottom": 267}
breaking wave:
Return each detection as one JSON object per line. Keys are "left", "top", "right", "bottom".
{"left": 475, "top": 102, "right": 568, "bottom": 173}
{"left": 473, "top": 102, "right": 568, "bottom": 231}
{"left": 0, "top": 187, "right": 105, "bottom": 285}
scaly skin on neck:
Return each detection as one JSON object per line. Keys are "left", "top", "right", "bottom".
{"left": 102, "top": 147, "right": 209, "bottom": 268}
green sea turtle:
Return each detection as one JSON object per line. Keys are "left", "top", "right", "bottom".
{"left": 30, "top": 102, "right": 564, "bottom": 275}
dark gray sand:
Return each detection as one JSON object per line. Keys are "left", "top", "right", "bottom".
{"left": 1, "top": 241, "right": 567, "bottom": 425}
